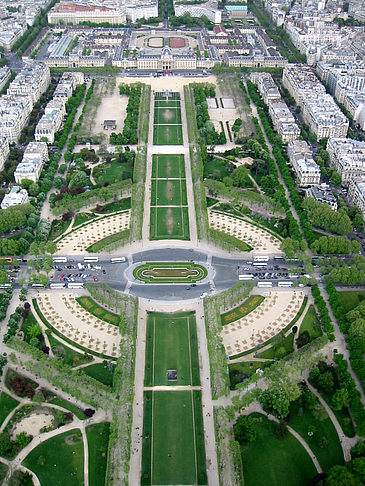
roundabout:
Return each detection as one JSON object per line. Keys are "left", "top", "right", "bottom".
{"left": 133, "top": 261, "right": 208, "bottom": 284}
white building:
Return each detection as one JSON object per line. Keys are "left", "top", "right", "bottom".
{"left": 288, "top": 140, "right": 321, "bottom": 186}
{"left": 0, "top": 136, "right": 9, "bottom": 172}
{"left": 302, "top": 94, "right": 349, "bottom": 139}
{"left": 126, "top": 2, "right": 158, "bottom": 23}
{"left": 7, "top": 61, "right": 50, "bottom": 104}
{"left": 249, "top": 72, "right": 281, "bottom": 105}
{"left": 1, "top": 186, "right": 29, "bottom": 209}
{"left": 35, "top": 100, "right": 64, "bottom": 143}
{"left": 306, "top": 186, "right": 338, "bottom": 210}
{"left": 327, "top": 137, "right": 365, "bottom": 185}
{"left": 174, "top": 1, "right": 221, "bottom": 24}
{"left": 348, "top": 178, "right": 365, "bottom": 219}
{"left": 0, "top": 66, "right": 11, "bottom": 93}
{"left": 0, "top": 95, "right": 33, "bottom": 143}
{"left": 23, "top": 141, "right": 49, "bottom": 163}
{"left": 48, "top": 3, "right": 126, "bottom": 25}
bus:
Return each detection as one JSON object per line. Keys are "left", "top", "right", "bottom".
{"left": 253, "top": 262, "right": 268, "bottom": 267}
{"left": 257, "top": 281, "right": 273, "bottom": 288}
{"left": 0, "top": 283, "right": 11, "bottom": 289}
{"left": 274, "top": 256, "right": 284, "bottom": 260}
{"left": 278, "top": 281, "right": 293, "bottom": 288}
{"left": 53, "top": 257, "right": 67, "bottom": 263}
{"left": 50, "top": 283, "right": 66, "bottom": 289}
{"left": 68, "top": 282, "right": 85, "bottom": 289}
{"left": 0, "top": 257, "right": 12, "bottom": 264}
{"left": 110, "top": 257, "right": 126, "bottom": 264}
{"left": 239, "top": 274, "right": 255, "bottom": 280}
{"left": 254, "top": 256, "right": 269, "bottom": 262}
{"left": 31, "top": 283, "right": 44, "bottom": 288}
{"left": 84, "top": 256, "right": 99, "bottom": 263}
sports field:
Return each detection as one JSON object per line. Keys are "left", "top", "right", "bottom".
{"left": 154, "top": 107, "right": 182, "bottom": 125}
{"left": 150, "top": 206, "right": 190, "bottom": 240}
{"left": 144, "top": 312, "right": 200, "bottom": 387}
{"left": 152, "top": 154, "right": 185, "bottom": 178}
{"left": 151, "top": 179, "right": 187, "bottom": 206}
{"left": 141, "top": 390, "right": 207, "bottom": 485}
{"left": 153, "top": 125, "right": 183, "bottom": 145}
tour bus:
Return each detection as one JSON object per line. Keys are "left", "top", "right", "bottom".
{"left": 68, "top": 282, "right": 85, "bottom": 289}
{"left": 50, "top": 283, "right": 66, "bottom": 289}
{"left": 254, "top": 256, "right": 269, "bottom": 262}
{"left": 278, "top": 281, "right": 293, "bottom": 288}
{"left": 31, "top": 283, "right": 44, "bottom": 288}
{"left": 83, "top": 256, "right": 99, "bottom": 263}
{"left": 53, "top": 257, "right": 67, "bottom": 263}
{"left": 274, "top": 256, "right": 284, "bottom": 260}
{"left": 110, "top": 257, "right": 126, "bottom": 264}
{"left": 252, "top": 262, "right": 268, "bottom": 267}
{"left": 257, "top": 281, "right": 273, "bottom": 288}
{"left": 0, "top": 283, "right": 11, "bottom": 289}
{"left": 0, "top": 257, "right": 12, "bottom": 264}
{"left": 239, "top": 274, "right": 255, "bottom": 280}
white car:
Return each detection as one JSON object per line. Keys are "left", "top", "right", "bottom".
{"left": 200, "top": 292, "right": 208, "bottom": 299}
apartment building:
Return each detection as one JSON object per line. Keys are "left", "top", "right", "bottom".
{"left": 0, "top": 95, "right": 33, "bottom": 143}
{"left": 0, "top": 66, "right": 11, "bottom": 93}
{"left": 249, "top": 72, "right": 281, "bottom": 105}
{"left": 126, "top": 2, "right": 158, "bottom": 23}
{"left": 7, "top": 61, "right": 50, "bottom": 104}
{"left": 348, "top": 178, "right": 365, "bottom": 219}
{"left": 327, "top": 137, "right": 365, "bottom": 185}
{"left": 0, "top": 136, "right": 9, "bottom": 172}
{"left": 288, "top": 139, "right": 321, "bottom": 186}
{"left": 48, "top": 3, "right": 126, "bottom": 25}
{"left": 23, "top": 141, "right": 49, "bottom": 163}
{"left": 174, "top": 2, "right": 221, "bottom": 24}
{"left": 306, "top": 185, "right": 338, "bottom": 210}
{"left": 302, "top": 94, "right": 349, "bottom": 139}
{"left": 35, "top": 110, "right": 63, "bottom": 144}
{"left": 14, "top": 141, "right": 49, "bottom": 184}
{"left": 282, "top": 64, "right": 326, "bottom": 108}
{"left": 1, "top": 186, "right": 29, "bottom": 210}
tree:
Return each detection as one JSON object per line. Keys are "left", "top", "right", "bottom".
{"left": 331, "top": 171, "right": 342, "bottom": 186}
{"left": 317, "top": 371, "right": 335, "bottom": 395}
{"left": 0, "top": 269, "right": 8, "bottom": 285}
{"left": 27, "top": 323, "right": 42, "bottom": 339}
{"left": 45, "top": 241, "right": 57, "bottom": 254}
{"left": 0, "top": 433, "right": 11, "bottom": 455}
{"left": 296, "top": 330, "right": 310, "bottom": 348}
{"left": 233, "top": 415, "right": 257, "bottom": 444}
{"left": 325, "top": 465, "right": 361, "bottom": 486}
{"left": 332, "top": 388, "right": 349, "bottom": 411}
{"left": 70, "top": 170, "right": 88, "bottom": 188}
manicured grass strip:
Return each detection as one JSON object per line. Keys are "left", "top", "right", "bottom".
{"left": 152, "top": 391, "right": 198, "bottom": 485}
{"left": 209, "top": 228, "right": 252, "bottom": 252}
{"left": 154, "top": 100, "right": 181, "bottom": 108}
{"left": 23, "top": 429, "right": 84, "bottom": 486}
{"left": 133, "top": 262, "right": 207, "bottom": 284}
{"left": 221, "top": 295, "right": 265, "bottom": 325}
{"left": 87, "top": 422, "right": 110, "bottom": 486}
{"left": 82, "top": 362, "right": 115, "bottom": 387}
{"left": 152, "top": 154, "right": 185, "bottom": 179}
{"left": 151, "top": 179, "right": 187, "bottom": 206}
{"left": 242, "top": 413, "right": 317, "bottom": 486}
{"left": 193, "top": 390, "right": 207, "bottom": 485}
{"left": 153, "top": 125, "right": 183, "bottom": 145}
{"left": 154, "top": 107, "right": 182, "bottom": 125}
{"left": 49, "top": 397, "right": 86, "bottom": 420}
{"left": 299, "top": 305, "right": 322, "bottom": 339}
{"left": 338, "top": 290, "right": 365, "bottom": 312}
{"left": 150, "top": 206, "right": 190, "bottom": 240}
{"left": 21, "top": 311, "right": 40, "bottom": 343}
{"left": 288, "top": 401, "right": 344, "bottom": 472}
{"left": 47, "top": 333, "right": 93, "bottom": 367}
{"left": 256, "top": 333, "right": 294, "bottom": 359}
{"left": 76, "top": 296, "right": 120, "bottom": 326}
{"left": 229, "top": 361, "right": 271, "bottom": 390}
{"left": 0, "top": 463, "right": 8, "bottom": 483}
{"left": 144, "top": 312, "right": 200, "bottom": 387}
{"left": 141, "top": 391, "right": 153, "bottom": 485}
{"left": 86, "top": 229, "right": 130, "bottom": 253}
{"left": 0, "top": 392, "right": 19, "bottom": 426}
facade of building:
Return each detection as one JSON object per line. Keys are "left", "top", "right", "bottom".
{"left": 0, "top": 95, "right": 33, "bottom": 143}
{"left": 7, "top": 61, "right": 50, "bottom": 104}
{"left": 306, "top": 185, "right": 338, "bottom": 210}
{"left": 0, "top": 136, "right": 9, "bottom": 172}
{"left": 327, "top": 137, "right": 365, "bottom": 185}
{"left": 48, "top": 3, "right": 126, "bottom": 25}
{"left": 126, "top": 2, "right": 158, "bottom": 23}
{"left": 348, "top": 178, "right": 365, "bottom": 218}
{"left": 288, "top": 139, "right": 321, "bottom": 186}
{"left": 174, "top": 2, "right": 221, "bottom": 24}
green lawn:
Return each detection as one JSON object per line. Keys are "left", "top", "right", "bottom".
{"left": 151, "top": 179, "right": 187, "bottom": 206}
{"left": 0, "top": 392, "right": 19, "bottom": 426}
{"left": 152, "top": 154, "right": 185, "bottom": 179}
{"left": 144, "top": 312, "right": 200, "bottom": 387}
{"left": 76, "top": 296, "right": 120, "bottom": 325}
{"left": 141, "top": 391, "right": 206, "bottom": 485}
{"left": 153, "top": 125, "right": 183, "bottom": 145}
{"left": 49, "top": 397, "right": 86, "bottom": 420}
{"left": 74, "top": 212, "right": 96, "bottom": 227}
{"left": 288, "top": 400, "right": 344, "bottom": 472}
{"left": 204, "top": 158, "right": 233, "bottom": 180}
{"left": 150, "top": 206, "right": 190, "bottom": 240}
{"left": 229, "top": 361, "right": 270, "bottom": 390}
{"left": 82, "top": 362, "right": 115, "bottom": 387}
{"left": 338, "top": 291, "right": 365, "bottom": 312}
{"left": 257, "top": 333, "right": 294, "bottom": 360}
{"left": 154, "top": 107, "right": 182, "bottom": 125}
{"left": 154, "top": 100, "right": 181, "bottom": 107}
{"left": 92, "top": 197, "right": 131, "bottom": 214}
{"left": 87, "top": 422, "right": 110, "bottom": 486}
{"left": 92, "top": 160, "right": 133, "bottom": 184}
{"left": 299, "top": 305, "right": 322, "bottom": 339}
{"left": 134, "top": 262, "right": 207, "bottom": 284}
{"left": 23, "top": 429, "right": 84, "bottom": 486}
{"left": 242, "top": 413, "right": 317, "bottom": 486}
{"left": 0, "top": 463, "right": 8, "bottom": 483}
{"left": 47, "top": 334, "right": 93, "bottom": 367}
{"left": 21, "top": 311, "right": 43, "bottom": 345}
{"left": 221, "top": 295, "right": 265, "bottom": 325}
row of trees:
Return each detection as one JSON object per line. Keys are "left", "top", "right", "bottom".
{"left": 320, "top": 255, "right": 365, "bottom": 286}
{"left": 303, "top": 198, "right": 353, "bottom": 236}
{"left": 192, "top": 84, "right": 226, "bottom": 145}
{"left": 311, "top": 285, "right": 335, "bottom": 340}
{"left": 110, "top": 84, "right": 141, "bottom": 145}
{"left": 311, "top": 236, "right": 360, "bottom": 255}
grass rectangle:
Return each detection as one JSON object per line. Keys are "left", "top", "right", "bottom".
{"left": 150, "top": 206, "right": 190, "bottom": 240}
{"left": 154, "top": 107, "right": 182, "bottom": 125}
{"left": 154, "top": 100, "right": 181, "bottom": 108}
{"left": 150, "top": 179, "right": 187, "bottom": 206}
{"left": 152, "top": 154, "right": 185, "bottom": 179}
{"left": 87, "top": 422, "right": 110, "bottom": 486}
{"left": 76, "top": 296, "right": 120, "bottom": 325}
{"left": 144, "top": 312, "right": 200, "bottom": 387}
{"left": 153, "top": 124, "right": 183, "bottom": 145}
{"left": 141, "top": 391, "right": 206, "bottom": 485}
{"left": 0, "top": 393, "right": 19, "bottom": 426}
{"left": 221, "top": 295, "right": 265, "bottom": 325}
{"left": 338, "top": 291, "right": 365, "bottom": 312}
{"left": 82, "top": 362, "right": 115, "bottom": 387}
